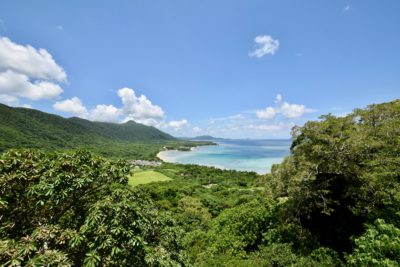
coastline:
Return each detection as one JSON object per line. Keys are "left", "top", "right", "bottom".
{"left": 157, "top": 148, "right": 238, "bottom": 172}
{"left": 156, "top": 150, "right": 172, "bottom": 162}
{"left": 157, "top": 146, "right": 198, "bottom": 163}
{"left": 156, "top": 140, "right": 290, "bottom": 174}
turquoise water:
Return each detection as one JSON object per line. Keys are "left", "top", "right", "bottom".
{"left": 158, "top": 139, "right": 291, "bottom": 174}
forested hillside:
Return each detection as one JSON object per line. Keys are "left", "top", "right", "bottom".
{"left": 0, "top": 99, "right": 399, "bottom": 266}
{"left": 0, "top": 104, "right": 197, "bottom": 159}
{"left": 0, "top": 104, "right": 175, "bottom": 151}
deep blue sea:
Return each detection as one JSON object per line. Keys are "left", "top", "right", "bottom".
{"left": 158, "top": 139, "right": 291, "bottom": 174}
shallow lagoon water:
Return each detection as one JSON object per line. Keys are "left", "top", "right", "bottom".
{"left": 158, "top": 139, "right": 291, "bottom": 174}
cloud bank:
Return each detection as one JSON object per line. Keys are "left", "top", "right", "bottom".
{"left": 54, "top": 87, "right": 189, "bottom": 134}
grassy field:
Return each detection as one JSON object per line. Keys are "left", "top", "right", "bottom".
{"left": 128, "top": 170, "right": 172, "bottom": 187}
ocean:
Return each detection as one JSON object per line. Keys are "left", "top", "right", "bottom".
{"left": 157, "top": 139, "right": 291, "bottom": 174}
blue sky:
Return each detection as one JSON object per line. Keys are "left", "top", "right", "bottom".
{"left": 0, "top": 0, "right": 399, "bottom": 138}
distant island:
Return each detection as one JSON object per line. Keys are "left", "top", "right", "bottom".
{"left": 179, "top": 135, "right": 228, "bottom": 141}
{"left": 180, "top": 135, "right": 291, "bottom": 142}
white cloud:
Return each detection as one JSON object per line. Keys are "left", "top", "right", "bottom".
{"left": 208, "top": 113, "right": 245, "bottom": 123}
{"left": 168, "top": 119, "right": 188, "bottom": 129}
{"left": 0, "top": 37, "right": 66, "bottom": 82}
{"left": 0, "top": 70, "right": 63, "bottom": 101}
{"left": 0, "top": 37, "right": 66, "bottom": 106}
{"left": 275, "top": 94, "right": 283, "bottom": 103}
{"left": 88, "top": 104, "right": 121, "bottom": 123}
{"left": 256, "top": 94, "right": 313, "bottom": 119}
{"left": 249, "top": 35, "right": 279, "bottom": 58}
{"left": 118, "top": 87, "right": 164, "bottom": 120}
{"left": 0, "top": 94, "right": 18, "bottom": 105}
{"left": 281, "top": 102, "right": 311, "bottom": 119}
{"left": 192, "top": 126, "right": 202, "bottom": 133}
{"left": 51, "top": 87, "right": 189, "bottom": 131}
{"left": 248, "top": 123, "right": 285, "bottom": 132}
{"left": 53, "top": 97, "right": 87, "bottom": 116}
{"left": 127, "top": 117, "right": 160, "bottom": 126}
{"left": 256, "top": 107, "right": 276, "bottom": 119}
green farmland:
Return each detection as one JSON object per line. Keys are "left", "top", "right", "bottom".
{"left": 128, "top": 170, "right": 172, "bottom": 187}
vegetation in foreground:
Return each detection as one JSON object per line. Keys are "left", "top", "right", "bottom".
{"left": 0, "top": 99, "right": 399, "bottom": 266}
{"left": 0, "top": 150, "right": 187, "bottom": 266}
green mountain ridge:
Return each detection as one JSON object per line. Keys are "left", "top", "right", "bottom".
{"left": 0, "top": 103, "right": 175, "bottom": 152}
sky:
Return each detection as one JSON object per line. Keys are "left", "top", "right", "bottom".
{"left": 0, "top": 0, "right": 399, "bottom": 138}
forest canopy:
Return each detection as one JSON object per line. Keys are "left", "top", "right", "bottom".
{"left": 0, "top": 99, "right": 399, "bottom": 266}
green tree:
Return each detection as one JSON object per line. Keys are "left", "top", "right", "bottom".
{"left": 267, "top": 100, "right": 400, "bottom": 253}
{"left": 0, "top": 149, "right": 187, "bottom": 266}
{"left": 346, "top": 219, "right": 400, "bottom": 267}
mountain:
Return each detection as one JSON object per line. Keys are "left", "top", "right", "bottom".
{"left": 0, "top": 103, "right": 175, "bottom": 152}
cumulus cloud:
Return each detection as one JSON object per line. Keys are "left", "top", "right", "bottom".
{"left": 53, "top": 97, "right": 87, "bottom": 116}
{"left": 51, "top": 87, "right": 189, "bottom": 132}
{"left": 256, "top": 107, "right": 276, "bottom": 119}
{"left": 281, "top": 102, "right": 310, "bottom": 119}
{"left": 0, "top": 37, "right": 66, "bottom": 82}
{"left": 168, "top": 119, "right": 188, "bottom": 129}
{"left": 0, "top": 94, "right": 18, "bottom": 105}
{"left": 0, "top": 37, "right": 66, "bottom": 105}
{"left": 53, "top": 97, "right": 120, "bottom": 123}
{"left": 118, "top": 87, "right": 164, "bottom": 120}
{"left": 249, "top": 35, "right": 279, "bottom": 58}
{"left": 87, "top": 104, "right": 121, "bottom": 123}
{"left": 192, "top": 126, "right": 202, "bottom": 133}
{"left": 0, "top": 70, "right": 63, "bottom": 102}
{"left": 256, "top": 94, "right": 313, "bottom": 119}
{"left": 53, "top": 97, "right": 121, "bottom": 123}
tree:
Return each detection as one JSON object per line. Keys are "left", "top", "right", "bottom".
{"left": 346, "top": 219, "right": 400, "bottom": 267}
{"left": 0, "top": 149, "right": 188, "bottom": 266}
{"left": 268, "top": 100, "right": 400, "bottom": 253}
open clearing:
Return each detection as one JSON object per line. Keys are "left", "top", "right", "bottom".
{"left": 128, "top": 170, "right": 172, "bottom": 186}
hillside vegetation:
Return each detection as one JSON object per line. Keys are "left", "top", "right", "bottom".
{"left": 0, "top": 103, "right": 174, "bottom": 147}
{"left": 0, "top": 99, "right": 399, "bottom": 266}
{"left": 0, "top": 104, "right": 209, "bottom": 159}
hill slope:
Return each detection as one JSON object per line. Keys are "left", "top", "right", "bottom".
{"left": 0, "top": 103, "right": 175, "bottom": 152}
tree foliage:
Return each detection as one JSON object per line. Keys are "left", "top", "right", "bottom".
{"left": 346, "top": 219, "right": 400, "bottom": 267}
{"left": 0, "top": 149, "right": 187, "bottom": 266}
{"left": 267, "top": 100, "right": 400, "bottom": 253}
{"left": 1, "top": 99, "right": 399, "bottom": 266}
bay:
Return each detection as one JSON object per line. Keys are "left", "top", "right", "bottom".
{"left": 157, "top": 139, "right": 291, "bottom": 174}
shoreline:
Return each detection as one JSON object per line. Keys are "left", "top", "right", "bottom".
{"left": 158, "top": 148, "right": 269, "bottom": 174}
{"left": 157, "top": 145, "right": 199, "bottom": 163}
{"left": 156, "top": 140, "right": 289, "bottom": 174}
{"left": 157, "top": 147, "right": 272, "bottom": 175}
{"left": 156, "top": 150, "right": 172, "bottom": 162}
